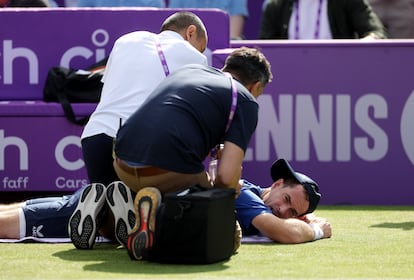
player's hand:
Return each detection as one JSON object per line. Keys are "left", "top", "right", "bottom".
{"left": 311, "top": 219, "right": 332, "bottom": 239}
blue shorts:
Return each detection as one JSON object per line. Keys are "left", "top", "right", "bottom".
{"left": 21, "top": 188, "right": 83, "bottom": 238}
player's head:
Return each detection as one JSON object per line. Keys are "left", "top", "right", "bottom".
{"left": 266, "top": 159, "right": 321, "bottom": 218}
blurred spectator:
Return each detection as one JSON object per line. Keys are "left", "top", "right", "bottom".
{"left": 368, "top": 0, "right": 414, "bottom": 39}
{"left": 2, "top": 0, "right": 51, "bottom": 6}
{"left": 260, "top": 0, "right": 387, "bottom": 40}
{"left": 77, "top": 0, "right": 165, "bottom": 7}
{"left": 65, "top": 0, "right": 76, "bottom": 6}
{"left": 168, "top": 0, "right": 248, "bottom": 40}
{"left": 52, "top": 0, "right": 78, "bottom": 6}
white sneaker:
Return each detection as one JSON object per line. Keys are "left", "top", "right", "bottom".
{"left": 68, "top": 183, "right": 106, "bottom": 249}
{"left": 106, "top": 181, "right": 136, "bottom": 247}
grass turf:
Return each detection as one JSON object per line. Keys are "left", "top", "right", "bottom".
{"left": 0, "top": 205, "right": 413, "bottom": 280}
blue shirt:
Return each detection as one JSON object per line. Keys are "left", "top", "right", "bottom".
{"left": 77, "top": 0, "right": 165, "bottom": 7}
{"left": 235, "top": 180, "right": 272, "bottom": 235}
{"left": 168, "top": 0, "right": 248, "bottom": 17}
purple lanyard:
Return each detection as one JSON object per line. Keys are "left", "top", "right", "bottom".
{"left": 294, "top": 0, "right": 324, "bottom": 39}
{"left": 210, "top": 72, "right": 238, "bottom": 158}
{"left": 224, "top": 72, "right": 238, "bottom": 133}
{"left": 155, "top": 39, "right": 170, "bottom": 76}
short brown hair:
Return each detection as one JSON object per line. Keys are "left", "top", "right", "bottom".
{"left": 222, "top": 47, "right": 272, "bottom": 87}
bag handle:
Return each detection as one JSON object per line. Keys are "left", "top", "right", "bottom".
{"left": 55, "top": 88, "right": 90, "bottom": 125}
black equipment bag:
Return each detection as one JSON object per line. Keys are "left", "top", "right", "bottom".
{"left": 148, "top": 186, "right": 236, "bottom": 264}
{"left": 43, "top": 58, "right": 108, "bottom": 125}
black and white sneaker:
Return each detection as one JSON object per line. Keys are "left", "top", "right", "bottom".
{"left": 68, "top": 183, "right": 106, "bottom": 249}
{"left": 106, "top": 181, "right": 136, "bottom": 247}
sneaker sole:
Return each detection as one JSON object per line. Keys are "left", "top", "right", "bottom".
{"left": 68, "top": 183, "right": 106, "bottom": 249}
{"left": 127, "top": 187, "right": 161, "bottom": 260}
{"left": 106, "top": 181, "right": 135, "bottom": 247}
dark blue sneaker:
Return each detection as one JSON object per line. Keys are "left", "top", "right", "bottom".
{"left": 68, "top": 183, "right": 106, "bottom": 249}
{"left": 126, "top": 187, "right": 161, "bottom": 260}
{"left": 106, "top": 181, "right": 136, "bottom": 247}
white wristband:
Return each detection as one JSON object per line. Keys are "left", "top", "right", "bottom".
{"left": 310, "top": 224, "right": 324, "bottom": 241}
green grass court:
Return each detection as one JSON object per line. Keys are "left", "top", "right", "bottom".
{"left": 1, "top": 205, "right": 413, "bottom": 280}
